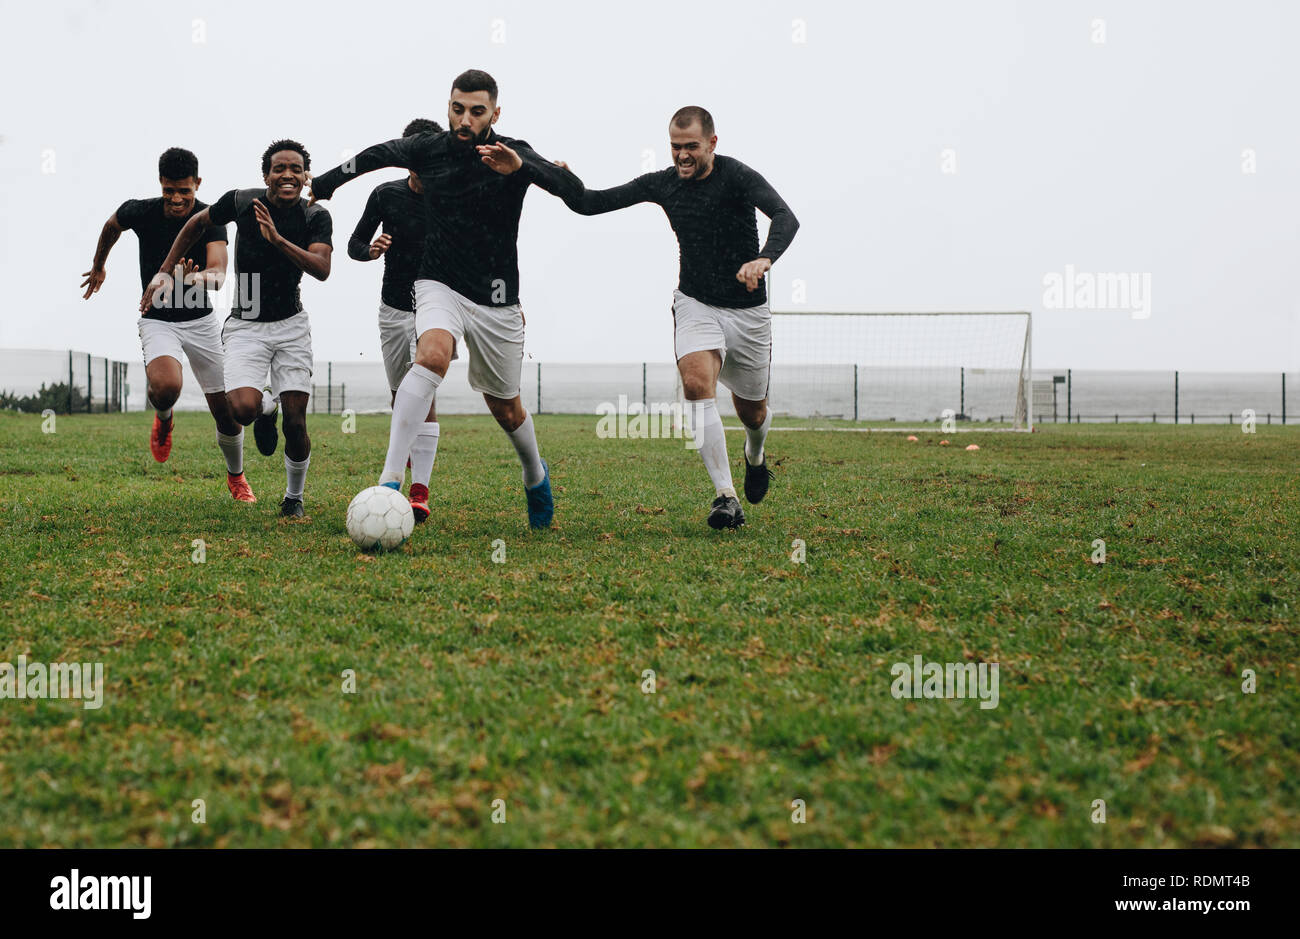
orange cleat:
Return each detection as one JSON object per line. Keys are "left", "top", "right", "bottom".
{"left": 409, "top": 483, "right": 429, "bottom": 524}
{"left": 150, "top": 413, "right": 174, "bottom": 463}
{"left": 227, "top": 472, "right": 257, "bottom": 503}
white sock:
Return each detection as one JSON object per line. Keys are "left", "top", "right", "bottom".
{"left": 687, "top": 399, "right": 735, "bottom": 498}
{"left": 744, "top": 408, "right": 772, "bottom": 465}
{"left": 382, "top": 364, "right": 441, "bottom": 484}
{"left": 156, "top": 407, "right": 173, "bottom": 421}
{"left": 507, "top": 412, "right": 546, "bottom": 488}
{"left": 261, "top": 393, "right": 278, "bottom": 416}
{"left": 284, "top": 454, "right": 309, "bottom": 500}
{"left": 410, "top": 421, "right": 440, "bottom": 488}
{"left": 216, "top": 428, "right": 244, "bottom": 475}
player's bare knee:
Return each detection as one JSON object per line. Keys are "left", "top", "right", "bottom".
{"left": 148, "top": 384, "right": 181, "bottom": 411}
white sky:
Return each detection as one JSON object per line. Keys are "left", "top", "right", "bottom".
{"left": 1, "top": 0, "right": 1295, "bottom": 371}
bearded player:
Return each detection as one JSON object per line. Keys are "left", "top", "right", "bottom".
{"left": 311, "top": 70, "right": 582, "bottom": 530}
{"left": 561, "top": 107, "right": 799, "bottom": 530}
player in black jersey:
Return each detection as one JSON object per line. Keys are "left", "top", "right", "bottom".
{"left": 312, "top": 69, "right": 582, "bottom": 531}
{"left": 560, "top": 107, "right": 799, "bottom": 530}
{"left": 142, "top": 140, "right": 333, "bottom": 519}
{"left": 348, "top": 118, "right": 443, "bottom": 523}
{"left": 81, "top": 147, "right": 256, "bottom": 501}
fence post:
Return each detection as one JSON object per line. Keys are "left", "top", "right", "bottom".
{"left": 67, "top": 350, "right": 73, "bottom": 414}
{"left": 341, "top": 383, "right": 346, "bottom": 414}
{"left": 327, "top": 362, "right": 333, "bottom": 415}
{"left": 960, "top": 366, "right": 965, "bottom": 417}
{"left": 537, "top": 363, "right": 542, "bottom": 415}
{"left": 642, "top": 362, "right": 647, "bottom": 409}
{"left": 1283, "top": 373, "right": 1287, "bottom": 425}
{"left": 1066, "top": 369, "right": 1072, "bottom": 423}
{"left": 104, "top": 358, "right": 108, "bottom": 414}
{"left": 854, "top": 364, "right": 859, "bottom": 422}
{"left": 86, "top": 352, "right": 92, "bottom": 413}
{"left": 1173, "top": 370, "right": 1179, "bottom": 424}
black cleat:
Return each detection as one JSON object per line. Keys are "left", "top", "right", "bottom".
{"left": 743, "top": 456, "right": 773, "bottom": 505}
{"left": 253, "top": 393, "right": 279, "bottom": 456}
{"left": 279, "top": 496, "right": 304, "bottom": 518}
{"left": 707, "top": 495, "right": 745, "bottom": 530}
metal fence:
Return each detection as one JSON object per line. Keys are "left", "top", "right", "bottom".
{"left": 1033, "top": 370, "right": 1299, "bottom": 425}
{"left": 4, "top": 349, "right": 1299, "bottom": 427}
{"left": 0, "top": 349, "right": 129, "bottom": 413}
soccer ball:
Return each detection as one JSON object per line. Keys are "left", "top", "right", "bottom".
{"left": 346, "top": 485, "right": 415, "bottom": 551}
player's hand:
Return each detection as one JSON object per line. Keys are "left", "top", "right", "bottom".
{"left": 478, "top": 141, "right": 523, "bottom": 175}
{"left": 179, "top": 258, "right": 202, "bottom": 286}
{"left": 80, "top": 267, "right": 106, "bottom": 300}
{"left": 252, "top": 199, "right": 281, "bottom": 244}
{"left": 736, "top": 257, "right": 772, "bottom": 292}
{"left": 140, "top": 270, "right": 173, "bottom": 312}
{"left": 369, "top": 234, "right": 392, "bottom": 259}
{"left": 307, "top": 175, "right": 322, "bottom": 205}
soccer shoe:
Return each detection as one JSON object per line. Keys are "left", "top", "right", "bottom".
{"left": 226, "top": 472, "right": 257, "bottom": 503}
{"left": 525, "top": 459, "right": 554, "bottom": 529}
{"left": 150, "top": 414, "right": 174, "bottom": 463}
{"left": 279, "top": 496, "right": 304, "bottom": 518}
{"left": 409, "top": 483, "right": 430, "bottom": 524}
{"left": 253, "top": 391, "right": 279, "bottom": 456}
{"left": 743, "top": 456, "right": 774, "bottom": 505}
{"left": 707, "top": 495, "right": 745, "bottom": 530}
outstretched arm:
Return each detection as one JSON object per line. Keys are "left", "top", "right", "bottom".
{"left": 310, "top": 136, "right": 422, "bottom": 203}
{"left": 550, "top": 164, "right": 654, "bottom": 216}
{"left": 81, "top": 214, "right": 123, "bottom": 299}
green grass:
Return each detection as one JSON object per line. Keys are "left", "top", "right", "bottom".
{"left": 0, "top": 411, "right": 1297, "bottom": 847}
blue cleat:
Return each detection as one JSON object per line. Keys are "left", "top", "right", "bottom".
{"left": 525, "top": 459, "right": 554, "bottom": 529}
{"left": 380, "top": 480, "right": 400, "bottom": 491}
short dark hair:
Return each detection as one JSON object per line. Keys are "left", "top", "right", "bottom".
{"left": 671, "top": 106, "right": 715, "bottom": 138}
{"left": 451, "top": 69, "right": 498, "bottom": 102}
{"left": 261, "top": 139, "right": 310, "bottom": 175}
{"left": 158, "top": 147, "right": 198, "bottom": 180}
{"left": 403, "top": 118, "right": 443, "bottom": 137}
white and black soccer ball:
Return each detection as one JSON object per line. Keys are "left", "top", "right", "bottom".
{"left": 346, "top": 485, "right": 415, "bottom": 551}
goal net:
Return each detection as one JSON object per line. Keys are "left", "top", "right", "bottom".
{"left": 768, "top": 311, "right": 1032, "bottom": 430}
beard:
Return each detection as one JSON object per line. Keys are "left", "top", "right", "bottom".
{"left": 449, "top": 125, "right": 492, "bottom": 151}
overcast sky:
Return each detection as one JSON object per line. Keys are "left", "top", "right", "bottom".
{"left": 1, "top": 0, "right": 1295, "bottom": 372}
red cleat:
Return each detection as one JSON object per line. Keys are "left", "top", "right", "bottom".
{"left": 409, "top": 483, "right": 429, "bottom": 523}
{"left": 227, "top": 472, "right": 257, "bottom": 503}
{"left": 150, "top": 413, "right": 174, "bottom": 463}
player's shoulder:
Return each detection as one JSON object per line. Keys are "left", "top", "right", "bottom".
{"left": 300, "top": 197, "right": 331, "bottom": 221}
{"left": 374, "top": 178, "right": 411, "bottom": 198}
{"left": 715, "top": 154, "right": 756, "bottom": 177}
{"left": 117, "top": 196, "right": 160, "bottom": 222}
{"left": 224, "top": 188, "right": 264, "bottom": 212}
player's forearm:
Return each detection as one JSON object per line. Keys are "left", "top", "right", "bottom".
{"left": 758, "top": 208, "right": 799, "bottom": 263}
{"left": 518, "top": 147, "right": 584, "bottom": 202}
{"left": 312, "top": 139, "right": 411, "bottom": 201}
{"left": 347, "top": 234, "right": 376, "bottom": 262}
{"left": 155, "top": 215, "right": 206, "bottom": 276}
{"left": 90, "top": 219, "right": 122, "bottom": 271}
{"left": 273, "top": 237, "right": 330, "bottom": 280}
{"left": 562, "top": 180, "right": 645, "bottom": 216}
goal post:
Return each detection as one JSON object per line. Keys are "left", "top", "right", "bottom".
{"left": 767, "top": 311, "right": 1033, "bottom": 430}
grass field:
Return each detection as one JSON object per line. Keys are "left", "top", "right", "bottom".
{"left": 0, "top": 410, "right": 1297, "bottom": 848}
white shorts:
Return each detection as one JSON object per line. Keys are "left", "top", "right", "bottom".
{"left": 413, "top": 279, "right": 524, "bottom": 399}
{"left": 137, "top": 314, "right": 226, "bottom": 394}
{"left": 378, "top": 302, "right": 418, "bottom": 393}
{"left": 672, "top": 289, "right": 772, "bottom": 401}
{"left": 221, "top": 313, "right": 313, "bottom": 398}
